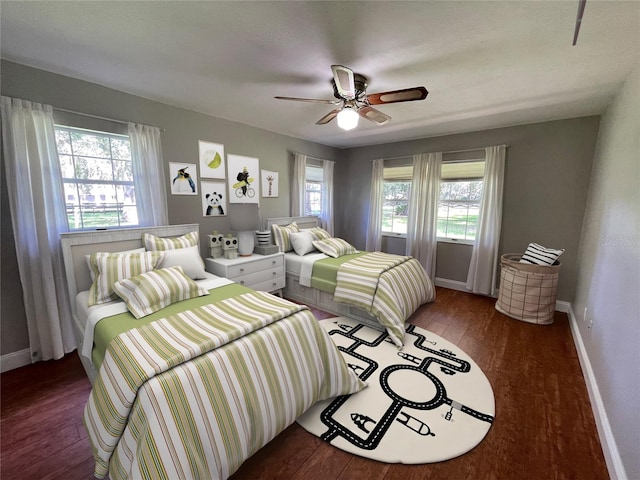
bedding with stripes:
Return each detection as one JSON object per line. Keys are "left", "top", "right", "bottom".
{"left": 84, "top": 291, "right": 365, "bottom": 479}
{"left": 333, "top": 252, "right": 435, "bottom": 347}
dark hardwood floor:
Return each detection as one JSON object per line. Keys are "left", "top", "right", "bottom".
{"left": 1, "top": 287, "right": 609, "bottom": 479}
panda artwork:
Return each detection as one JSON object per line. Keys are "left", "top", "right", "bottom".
{"left": 205, "top": 192, "right": 225, "bottom": 216}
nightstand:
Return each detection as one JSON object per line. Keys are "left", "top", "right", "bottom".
{"left": 205, "top": 252, "right": 285, "bottom": 296}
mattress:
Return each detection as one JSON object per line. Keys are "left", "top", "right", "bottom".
{"left": 76, "top": 273, "right": 236, "bottom": 368}
{"left": 284, "top": 251, "right": 366, "bottom": 292}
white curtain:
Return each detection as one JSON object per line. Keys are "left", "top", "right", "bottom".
{"left": 366, "top": 159, "right": 384, "bottom": 251}
{"left": 320, "top": 159, "right": 334, "bottom": 235}
{"left": 406, "top": 152, "right": 442, "bottom": 279}
{"left": 1, "top": 96, "right": 76, "bottom": 362}
{"left": 466, "top": 145, "right": 506, "bottom": 296}
{"left": 291, "top": 152, "right": 306, "bottom": 216}
{"left": 128, "top": 123, "right": 168, "bottom": 226}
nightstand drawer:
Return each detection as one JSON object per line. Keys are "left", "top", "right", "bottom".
{"left": 227, "top": 255, "right": 284, "bottom": 278}
{"left": 251, "top": 276, "right": 286, "bottom": 293}
{"left": 234, "top": 268, "right": 283, "bottom": 287}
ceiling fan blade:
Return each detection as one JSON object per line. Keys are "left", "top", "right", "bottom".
{"left": 316, "top": 109, "right": 340, "bottom": 125}
{"left": 331, "top": 65, "right": 356, "bottom": 100}
{"left": 274, "top": 96, "right": 340, "bottom": 105}
{"left": 572, "top": 0, "right": 587, "bottom": 46}
{"left": 366, "top": 86, "right": 429, "bottom": 105}
{"left": 358, "top": 106, "right": 391, "bottom": 125}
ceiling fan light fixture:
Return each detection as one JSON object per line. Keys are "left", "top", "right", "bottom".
{"left": 337, "top": 107, "right": 359, "bottom": 130}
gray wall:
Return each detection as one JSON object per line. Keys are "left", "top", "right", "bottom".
{"left": 572, "top": 63, "right": 639, "bottom": 480}
{"left": 0, "top": 60, "right": 340, "bottom": 356}
{"left": 334, "top": 116, "right": 601, "bottom": 301}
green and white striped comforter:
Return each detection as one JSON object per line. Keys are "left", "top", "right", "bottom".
{"left": 333, "top": 252, "right": 435, "bottom": 347}
{"left": 84, "top": 291, "right": 365, "bottom": 479}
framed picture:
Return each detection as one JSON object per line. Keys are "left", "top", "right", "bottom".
{"left": 199, "top": 141, "right": 226, "bottom": 179}
{"left": 261, "top": 170, "right": 279, "bottom": 198}
{"left": 201, "top": 181, "right": 227, "bottom": 217}
{"left": 169, "top": 162, "right": 198, "bottom": 195}
{"left": 227, "top": 154, "right": 259, "bottom": 204}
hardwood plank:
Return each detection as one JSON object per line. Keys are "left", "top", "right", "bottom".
{"left": 0, "top": 287, "right": 609, "bottom": 480}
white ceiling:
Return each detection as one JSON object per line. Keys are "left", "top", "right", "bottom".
{"left": 2, "top": 1, "right": 638, "bottom": 148}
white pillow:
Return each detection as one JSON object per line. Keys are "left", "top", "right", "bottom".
{"left": 289, "top": 230, "right": 318, "bottom": 256}
{"left": 519, "top": 243, "right": 564, "bottom": 266}
{"left": 157, "top": 245, "right": 207, "bottom": 279}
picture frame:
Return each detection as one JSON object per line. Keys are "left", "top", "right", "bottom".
{"left": 261, "top": 170, "right": 279, "bottom": 198}
{"left": 227, "top": 154, "right": 259, "bottom": 204}
{"left": 201, "top": 181, "right": 228, "bottom": 217}
{"left": 169, "top": 162, "right": 198, "bottom": 195}
{"left": 199, "top": 141, "right": 226, "bottom": 179}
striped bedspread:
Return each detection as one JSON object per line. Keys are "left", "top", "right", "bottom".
{"left": 84, "top": 291, "right": 365, "bottom": 479}
{"left": 333, "top": 252, "right": 435, "bottom": 347}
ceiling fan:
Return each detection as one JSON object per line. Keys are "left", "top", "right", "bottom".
{"left": 275, "top": 65, "right": 428, "bottom": 130}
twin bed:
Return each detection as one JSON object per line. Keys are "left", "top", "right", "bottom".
{"left": 61, "top": 220, "right": 434, "bottom": 479}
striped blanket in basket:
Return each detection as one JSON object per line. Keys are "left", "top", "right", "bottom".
{"left": 333, "top": 252, "right": 435, "bottom": 347}
{"left": 84, "top": 291, "right": 365, "bottom": 479}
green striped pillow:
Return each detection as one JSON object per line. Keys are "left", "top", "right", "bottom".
{"left": 307, "top": 226, "right": 331, "bottom": 240}
{"left": 312, "top": 238, "right": 358, "bottom": 258}
{"left": 88, "top": 251, "right": 165, "bottom": 306}
{"left": 271, "top": 222, "right": 299, "bottom": 252}
{"left": 112, "top": 266, "right": 209, "bottom": 319}
{"left": 143, "top": 231, "right": 199, "bottom": 251}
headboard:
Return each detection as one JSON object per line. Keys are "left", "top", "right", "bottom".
{"left": 266, "top": 216, "right": 319, "bottom": 231}
{"left": 60, "top": 224, "right": 199, "bottom": 317}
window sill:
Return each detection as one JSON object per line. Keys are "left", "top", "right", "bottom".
{"left": 382, "top": 232, "right": 407, "bottom": 239}
{"left": 437, "top": 237, "right": 475, "bottom": 246}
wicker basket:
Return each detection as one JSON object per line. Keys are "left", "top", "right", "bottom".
{"left": 495, "top": 254, "right": 561, "bottom": 325}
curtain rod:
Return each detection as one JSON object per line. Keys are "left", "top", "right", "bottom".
{"left": 373, "top": 144, "right": 509, "bottom": 162}
{"left": 53, "top": 107, "right": 166, "bottom": 132}
{"left": 291, "top": 151, "right": 334, "bottom": 163}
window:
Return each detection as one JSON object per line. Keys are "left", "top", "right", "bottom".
{"left": 55, "top": 126, "right": 138, "bottom": 230}
{"left": 382, "top": 165, "right": 412, "bottom": 235}
{"left": 437, "top": 161, "right": 484, "bottom": 242}
{"left": 304, "top": 164, "right": 323, "bottom": 216}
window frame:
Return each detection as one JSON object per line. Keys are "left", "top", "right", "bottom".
{"left": 55, "top": 125, "right": 138, "bottom": 231}
{"left": 380, "top": 163, "right": 413, "bottom": 237}
{"left": 436, "top": 159, "right": 485, "bottom": 245}
{"left": 304, "top": 162, "right": 324, "bottom": 217}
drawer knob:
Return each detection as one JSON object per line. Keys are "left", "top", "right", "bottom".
{"left": 240, "top": 281, "right": 245, "bottom": 285}
{"left": 239, "top": 268, "right": 244, "bottom": 272}
{"left": 272, "top": 271, "right": 276, "bottom": 276}
{"left": 272, "top": 261, "right": 276, "bottom": 265}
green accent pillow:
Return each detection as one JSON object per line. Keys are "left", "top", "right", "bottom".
{"left": 307, "top": 227, "right": 332, "bottom": 240}
{"left": 143, "top": 231, "right": 199, "bottom": 251}
{"left": 88, "top": 251, "right": 165, "bottom": 306}
{"left": 271, "top": 222, "right": 299, "bottom": 252}
{"left": 312, "top": 238, "right": 359, "bottom": 258}
{"left": 112, "top": 266, "right": 209, "bottom": 319}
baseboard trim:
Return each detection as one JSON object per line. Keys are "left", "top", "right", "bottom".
{"left": 434, "top": 277, "right": 468, "bottom": 292}
{"left": 1, "top": 348, "right": 31, "bottom": 373}
{"left": 566, "top": 305, "right": 626, "bottom": 480}
{"left": 555, "top": 300, "right": 571, "bottom": 313}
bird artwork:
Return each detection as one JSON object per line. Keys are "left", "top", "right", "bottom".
{"left": 173, "top": 166, "right": 196, "bottom": 193}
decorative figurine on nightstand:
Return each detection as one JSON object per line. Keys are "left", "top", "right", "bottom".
{"left": 208, "top": 231, "right": 224, "bottom": 258}
{"left": 222, "top": 234, "right": 238, "bottom": 260}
